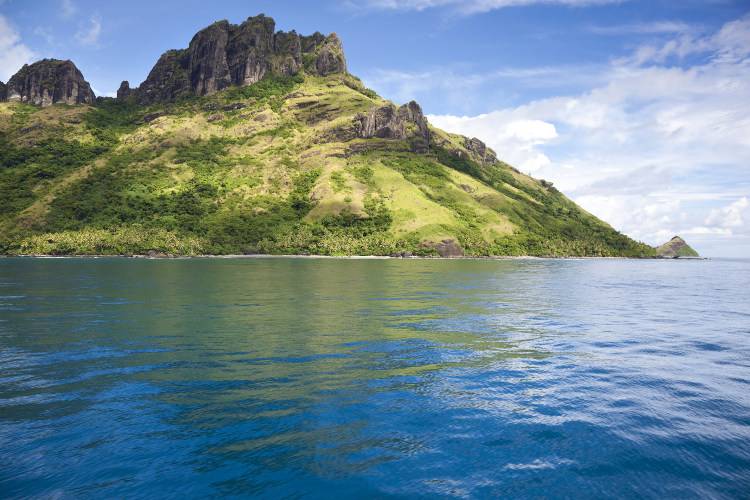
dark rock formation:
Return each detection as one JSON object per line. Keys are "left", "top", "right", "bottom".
{"left": 127, "top": 14, "right": 348, "bottom": 105}
{"left": 656, "top": 236, "right": 699, "bottom": 258}
{"left": 117, "top": 81, "right": 131, "bottom": 100}
{"left": 5, "top": 59, "right": 96, "bottom": 107}
{"left": 0, "top": 81, "right": 6, "bottom": 101}
{"left": 419, "top": 239, "right": 465, "bottom": 257}
{"left": 355, "top": 103, "right": 405, "bottom": 139}
{"left": 463, "top": 137, "right": 497, "bottom": 166}
{"left": 134, "top": 50, "right": 193, "bottom": 105}
{"left": 315, "top": 33, "right": 347, "bottom": 77}
{"left": 354, "top": 100, "right": 430, "bottom": 141}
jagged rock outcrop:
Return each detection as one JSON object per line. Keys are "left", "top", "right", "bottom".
{"left": 0, "top": 81, "right": 6, "bottom": 101}
{"left": 354, "top": 101, "right": 430, "bottom": 141}
{"left": 4, "top": 59, "right": 96, "bottom": 107}
{"left": 656, "top": 236, "right": 699, "bottom": 258}
{"left": 315, "top": 33, "right": 347, "bottom": 77}
{"left": 355, "top": 103, "right": 405, "bottom": 140}
{"left": 117, "top": 81, "right": 131, "bottom": 100}
{"left": 126, "top": 14, "right": 348, "bottom": 105}
{"left": 463, "top": 137, "right": 497, "bottom": 166}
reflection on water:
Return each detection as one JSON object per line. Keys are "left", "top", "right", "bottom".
{"left": 1, "top": 257, "right": 749, "bottom": 498}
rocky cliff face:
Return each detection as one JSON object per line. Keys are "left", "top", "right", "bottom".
{"left": 0, "top": 81, "right": 6, "bottom": 101}
{"left": 124, "top": 14, "right": 348, "bottom": 106}
{"left": 4, "top": 59, "right": 96, "bottom": 107}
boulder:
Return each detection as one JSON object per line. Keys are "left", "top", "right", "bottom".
{"left": 419, "top": 239, "right": 465, "bottom": 257}
{"left": 5, "top": 59, "right": 96, "bottom": 107}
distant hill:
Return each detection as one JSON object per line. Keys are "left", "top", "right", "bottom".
{"left": 0, "top": 15, "right": 657, "bottom": 258}
{"left": 656, "top": 236, "right": 699, "bottom": 258}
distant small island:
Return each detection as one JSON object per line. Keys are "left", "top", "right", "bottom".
{"left": 655, "top": 236, "right": 700, "bottom": 258}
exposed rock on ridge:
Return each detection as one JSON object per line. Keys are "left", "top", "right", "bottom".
{"left": 463, "top": 137, "right": 497, "bottom": 166}
{"left": 4, "top": 59, "right": 96, "bottom": 107}
{"left": 0, "top": 81, "right": 6, "bottom": 101}
{"left": 124, "top": 14, "right": 348, "bottom": 105}
{"left": 354, "top": 101, "right": 430, "bottom": 141}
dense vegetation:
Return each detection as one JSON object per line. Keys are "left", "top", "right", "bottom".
{"left": 0, "top": 74, "right": 655, "bottom": 257}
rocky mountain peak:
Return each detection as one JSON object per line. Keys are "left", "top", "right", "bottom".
{"left": 125, "top": 14, "right": 348, "bottom": 106}
{"left": 4, "top": 59, "right": 96, "bottom": 107}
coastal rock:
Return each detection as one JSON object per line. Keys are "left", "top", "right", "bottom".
{"left": 656, "top": 236, "right": 699, "bottom": 258}
{"left": 420, "top": 239, "right": 465, "bottom": 257}
{"left": 5, "top": 59, "right": 96, "bottom": 107}
{"left": 127, "top": 14, "right": 348, "bottom": 105}
{"left": 354, "top": 100, "right": 430, "bottom": 141}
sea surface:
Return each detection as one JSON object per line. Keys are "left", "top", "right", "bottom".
{"left": 1, "top": 257, "right": 749, "bottom": 499}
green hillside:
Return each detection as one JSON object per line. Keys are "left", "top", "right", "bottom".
{"left": 0, "top": 73, "right": 655, "bottom": 257}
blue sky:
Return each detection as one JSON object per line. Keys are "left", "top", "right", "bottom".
{"left": 1, "top": 0, "right": 749, "bottom": 257}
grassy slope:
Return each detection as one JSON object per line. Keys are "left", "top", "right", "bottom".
{"left": 0, "top": 73, "right": 655, "bottom": 257}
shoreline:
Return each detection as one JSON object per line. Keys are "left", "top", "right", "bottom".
{"left": 0, "top": 253, "right": 707, "bottom": 261}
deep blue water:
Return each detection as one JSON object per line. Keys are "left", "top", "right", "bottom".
{"left": 1, "top": 257, "right": 749, "bottom": 499}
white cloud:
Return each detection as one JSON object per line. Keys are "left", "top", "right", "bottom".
{"left": 422, "top": 15, "right": 750, "bottom": 253}
{"left": 0, "top": 14, "right": 35, "bottom": 82}
{"left": 75, "top": 13, "right": 101, "bottom": 46}
{"left": 705, "top": 197, "right": 750, "bottom": 235}
{"left": 430, "top": 111, "right": 558, "bottom": 172}
{"left": 589, "top": 21, "right": 693, "bottom": 36}
{"left": 91, "top": 87, "right": 116, "bottom": 98}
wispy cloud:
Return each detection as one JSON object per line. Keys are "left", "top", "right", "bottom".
{"left": 60, "top": 0, "right": 77, "bottom": 19}
{"left": 75, "top": 13, "right": 101, "bottom": 46}
{"left": 0, "top": 14, "right": 35, "bottom": 81}
{"left": 347, "top": 0, "right": 624, "bottom": 15}
{"left": 588, "top": 21, "right": 694, "bottom": 36}
{"left": 34, "top": 26, "right": 54, "bottom": 45}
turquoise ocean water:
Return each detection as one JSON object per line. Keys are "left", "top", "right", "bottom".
{"left": 1, "top": 257, "right": 749, "bottom": 498}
